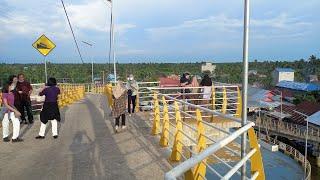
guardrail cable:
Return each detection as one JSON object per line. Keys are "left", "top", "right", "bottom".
{"left": 60, "top": 0, "right": 84, "bottom": 63}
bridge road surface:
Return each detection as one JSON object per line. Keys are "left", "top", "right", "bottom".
{"left": 0, "top": 94, "right": 171, "bottom": 180}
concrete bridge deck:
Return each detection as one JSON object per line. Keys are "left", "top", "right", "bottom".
{"left": 0, "top": 94, "right": 171, "bottom": 180}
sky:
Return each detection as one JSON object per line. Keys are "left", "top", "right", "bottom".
{"left": 0, "top": 0, "right": 319, "bottom": 64}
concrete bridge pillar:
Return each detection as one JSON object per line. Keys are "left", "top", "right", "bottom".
{"left": 313, "top": 142, "right": 320, "bottom": 167}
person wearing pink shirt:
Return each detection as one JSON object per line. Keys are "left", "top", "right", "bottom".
{"left": 1, "top": 75, "right": 23, "bottom": 142}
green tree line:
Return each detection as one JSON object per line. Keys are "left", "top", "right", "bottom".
{"left": 1, "top": 55, "right": 319, "bottom": 88}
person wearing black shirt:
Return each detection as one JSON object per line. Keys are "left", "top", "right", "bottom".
{"left": 180, "top": 72, "right": 191, "bottom": 93}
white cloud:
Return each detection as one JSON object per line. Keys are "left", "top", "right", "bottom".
{"left": 0, "top": 0, "right": 319, "bottom": 61}
{"left": 146, "top": 13, "right": 313, "bottom": 40}
{"left": 0, "top": 0, "right": 136, "bottom": 39}
{"left": 146, "top": 14, "right": 242, "bottom": 40}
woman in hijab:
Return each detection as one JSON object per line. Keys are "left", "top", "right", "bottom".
{"left": 200, "top": 74, "right": 213, "bottom": 100}
{"left": 112, "top": 81, "right": 127, "bottom": 132}
{"left": 1, "top": 75, "right": 23, "bottom": 142}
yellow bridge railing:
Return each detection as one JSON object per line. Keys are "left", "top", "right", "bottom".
{"left": 58, "top": 84, "right": 85, "bottom": 108}
{"left": 85, "top": 82, "right": 266, "bottom": 179}
{"left": 146, "top": 88, "right": 265, "bottom": 180}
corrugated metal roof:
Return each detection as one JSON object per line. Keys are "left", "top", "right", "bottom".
{"left": 307, "top": 111, "right": 320, "bottom": 126}
{"left": 247, "top": 87, "right": 281, "bottom": 108}
{"left": 274, "top": 101, "right": 320, "bottom": 126}
{"left": 276, "top": 80, "right": 320, "bottom": 91}
{"left": 275, "top": 68, "right": 295, "bottom": 72}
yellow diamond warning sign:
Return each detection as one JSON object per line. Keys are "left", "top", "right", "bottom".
{"left": 32, "top": 34, "right": 56, "bottom": 56}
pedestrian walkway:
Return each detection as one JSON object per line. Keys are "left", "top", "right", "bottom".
{"left": 0, "top": 94, "right": 171, "bottom": 180}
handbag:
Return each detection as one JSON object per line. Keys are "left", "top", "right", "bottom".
{"left": 0, "top": 105, "right": 7, "bottom": 121}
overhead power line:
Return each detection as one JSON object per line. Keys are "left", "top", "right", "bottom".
{"left": 60, "top": 0, "right": 84, "bottom": 63}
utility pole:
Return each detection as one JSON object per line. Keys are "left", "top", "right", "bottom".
{"left": 111, "top": 1, "right": 117, "bottom": 82}
{"left": 92, "top": 59, "right": 94, "bottom": 83}
{"left": 102, "top": 71, "right": 105, "bottom": 84}
{"left": 81, "top": 41, "right": 94, "bottom": 83}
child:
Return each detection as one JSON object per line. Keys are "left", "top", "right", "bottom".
{"left": 1, "top": 75, "right": 23, "bottom": 142}
{"left": 112, "top": 81, "right": 127, "bottom": 133}
{"left": 35, "top": 77, "right": 61, "bottom": 139}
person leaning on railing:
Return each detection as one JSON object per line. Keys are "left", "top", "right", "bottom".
{"left": 179, "top": 72, "right": 191, "bottom": 94}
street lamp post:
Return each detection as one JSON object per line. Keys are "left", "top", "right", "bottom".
{"left": 101, "top": 71, "right": 105, "bottom": 84}
{"left": 81, "top": 41, "right": 94, "bottom": 83}
{"left": 293, "top": 110, "right": 309, "bottom": 178}
{"left": 241, "top": 0, "right": 251, "bottom": 179}
{"left": 105, "top": 0, "right": 117, "bottom": 82}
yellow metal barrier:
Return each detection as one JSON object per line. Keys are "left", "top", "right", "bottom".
{"left": 221, "top": 86, "right": 227, "bottom": 114}
{"left": 160, "top": 96, "right": 169, "bottom": 147}
{"left": 135, "top": 92, "right": 140, "bottom": 113}
{"left": 146, "top": 86, "right": 265, "bottom": 180}
{"left": 185, "top": 109, "right": 207, "bottom": 180}
{"left": 105, "top": 84, "right": 113, "bottom": 108}
{"left": 248, "top": 128, "right": 265, "bottom": 180}
{"left": 211, "top": 85, "right": 216, "bottom": 110}
{"left": 58, "top": 84, "right": 85, "bottom": 108}
{"left": 211, "top": 85, "right": 216, "bottom": 121}
{"left": 235, "top": 87, "right": 242, "bottom": 118}
{"left": 170, "top": 101, "right": 183, "bottom": 162}
{"left": 152, "top": 93, "right": 160, "bottom": 135}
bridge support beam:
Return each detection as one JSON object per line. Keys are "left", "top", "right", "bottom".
{"left": 313, "top": 143, "right": 320, "bottom": 167}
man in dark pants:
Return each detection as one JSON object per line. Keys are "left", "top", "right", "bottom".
{"left": 16, "top": 74, "right": 34, "bottom": 124}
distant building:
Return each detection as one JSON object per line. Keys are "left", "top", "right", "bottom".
{"left": 307, "top": 75, "right": 318, "bottom": 83}
{"left": 107, "top": 74, "right": 116, "bottom": 82}
{"left": 201, "top": 62, "right": 216, "bottom": 74}
{"left": 247, "top": 87, "right": 282, "bottom": 112}
{"left": 272, "top": 68, "right": 295, "bottom": 84}
{"left": 248, "top": 70, "right": 258, "bottom": 76}
{"left": 276, "top": 81, "right": 320, "bottom": 92}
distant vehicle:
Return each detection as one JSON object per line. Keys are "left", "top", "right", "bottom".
{"left": 93, "top": 77, "right": 102, "bottom": 84}
{"left": 107, "top": 74, "right": 116, "bottom": 82}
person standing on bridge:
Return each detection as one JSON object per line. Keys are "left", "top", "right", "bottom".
{"left": 16, "top": 73, "right": 34, "bottom": 124}
{"left": 35, "top": 77, "right": 60, "bottom": 139}
{"left": 180, "top": 72, "right": 191, "bottom": 94}
{"left": 200, "top": 74, "right": 212, "bottom": 100}
{"left": 112, "top": 81, "right": 127, "bottom": 133}
{"left": 126, "top": 74, "right": 139, "bottom": 116}
{"left": 1, "top": 75, "right": 23, "bottom": 142}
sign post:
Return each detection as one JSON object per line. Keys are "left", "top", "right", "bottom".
{"left": 44, "top": 56, "right": 47, "bottom": 83}
{"left": 32, "top": 34, "right": 56, "bottom": 83}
